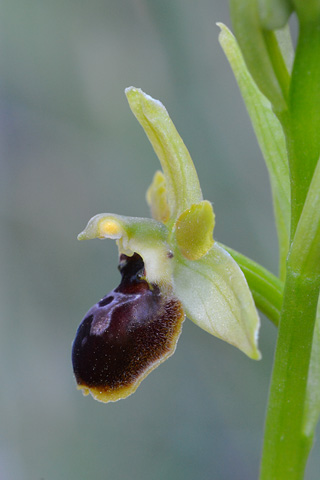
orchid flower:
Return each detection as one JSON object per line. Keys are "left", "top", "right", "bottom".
{"left": 72, "top": 87, "right": 260, "bottom": 403}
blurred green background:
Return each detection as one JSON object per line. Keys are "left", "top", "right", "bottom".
{"left": 1, "top": 1, "right": 319, "bottom": 479}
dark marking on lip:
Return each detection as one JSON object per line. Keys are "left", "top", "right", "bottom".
{"left": 72, "top": 253, "right": 184, "bottom": 402}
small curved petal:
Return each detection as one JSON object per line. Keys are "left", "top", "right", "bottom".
{"left": 175, "top": 201, "right": 215, "bottom": 260}
{"left": 146, "top": 170, "right": 170, "bottom": 223}
{"left": 173, "top": 243, "right": 261, "bottom": 359}
{"left": 125, "top": 86, "right": 203, "bottom": 220}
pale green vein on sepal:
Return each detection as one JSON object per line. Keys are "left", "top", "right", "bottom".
{"left": 303, "top": 295, "right": 320, "bottom": 437}
{"left": 125, "top": 87, "right": 203, "bottom": 220}
{"left": 173, "top": 243, "right": 261, "bottom": 360}
{"left": 218, "top": 23, "right": 290, "bottom": 280}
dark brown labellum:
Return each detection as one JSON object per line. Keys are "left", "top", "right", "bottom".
{"left": 72, "top": 253, "right": 185, "bottom": 402}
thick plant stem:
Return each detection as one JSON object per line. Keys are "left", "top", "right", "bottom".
{"left": 289, "top": 20, "right": 320, "bottom": 237}
{"left": 259, "top": 263, "right": 320, "bottom": 479}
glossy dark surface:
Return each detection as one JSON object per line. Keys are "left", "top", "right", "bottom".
{"left": 72, "top": 253, "right": 184, "bottom": 394}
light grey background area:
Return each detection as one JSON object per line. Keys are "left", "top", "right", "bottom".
{"left": 1, "top": 1, "right": 318, "bottom": 479}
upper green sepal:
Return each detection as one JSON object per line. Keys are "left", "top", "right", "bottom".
{"left": 125, "top": 87, "right": 203, "bottom": 221}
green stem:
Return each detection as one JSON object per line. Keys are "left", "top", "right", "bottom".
{"left": 289, "top": 19, "right": 320, "bottom": 237}
{"left": 259, "top": 263, "right": 320, "bottom": 479}
{"left": 220, "top": 243, "right": 283, "bottom": 326}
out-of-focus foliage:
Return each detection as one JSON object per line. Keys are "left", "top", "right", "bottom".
{"left": 1, "top": 1, "right": 319, "bottom": 479}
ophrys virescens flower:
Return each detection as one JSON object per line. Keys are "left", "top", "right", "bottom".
{"left": 72, "top": 87, "right": 260, "bottom": 403}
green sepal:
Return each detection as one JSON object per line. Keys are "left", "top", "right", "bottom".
{"left": 172, "top": 243, "right": 261, "bottom": 360}
{"left": 125, "top": 87, "right": 203, "bottom": 220}
{"left": 222, "top": 243, "right": 284, "bottom": 327}
{"left": 174, "top": 201, "right": 215, "bottom": 261}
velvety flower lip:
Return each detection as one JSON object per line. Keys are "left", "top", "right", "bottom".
{"left": 72, "top": 253, "right": 185, "bottom": 403}
{"left": 72, "top": 87, "right": 261, "bottom": 403}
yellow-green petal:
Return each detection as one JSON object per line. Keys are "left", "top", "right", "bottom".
{"left": 125, "top": 87, "right": 203, "bottom": 220}
{"left": 175, "top": 201, "right": 215, "bottom": 261}
{"left": 146, "top": 170, "right": 170, "bottom": 224}
{"left": 173, "top": 243, "right": 261, "bottom": 359}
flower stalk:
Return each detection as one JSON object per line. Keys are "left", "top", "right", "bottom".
{"left": 260, "top": 267, "right": 320, "bottom": 479}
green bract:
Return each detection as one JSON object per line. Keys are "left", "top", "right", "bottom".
{"left": 78, "top": 87, "right": 260, "bottom": 366}
{"left": 218, "top": 23, "right": 290, "bottom": 280}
